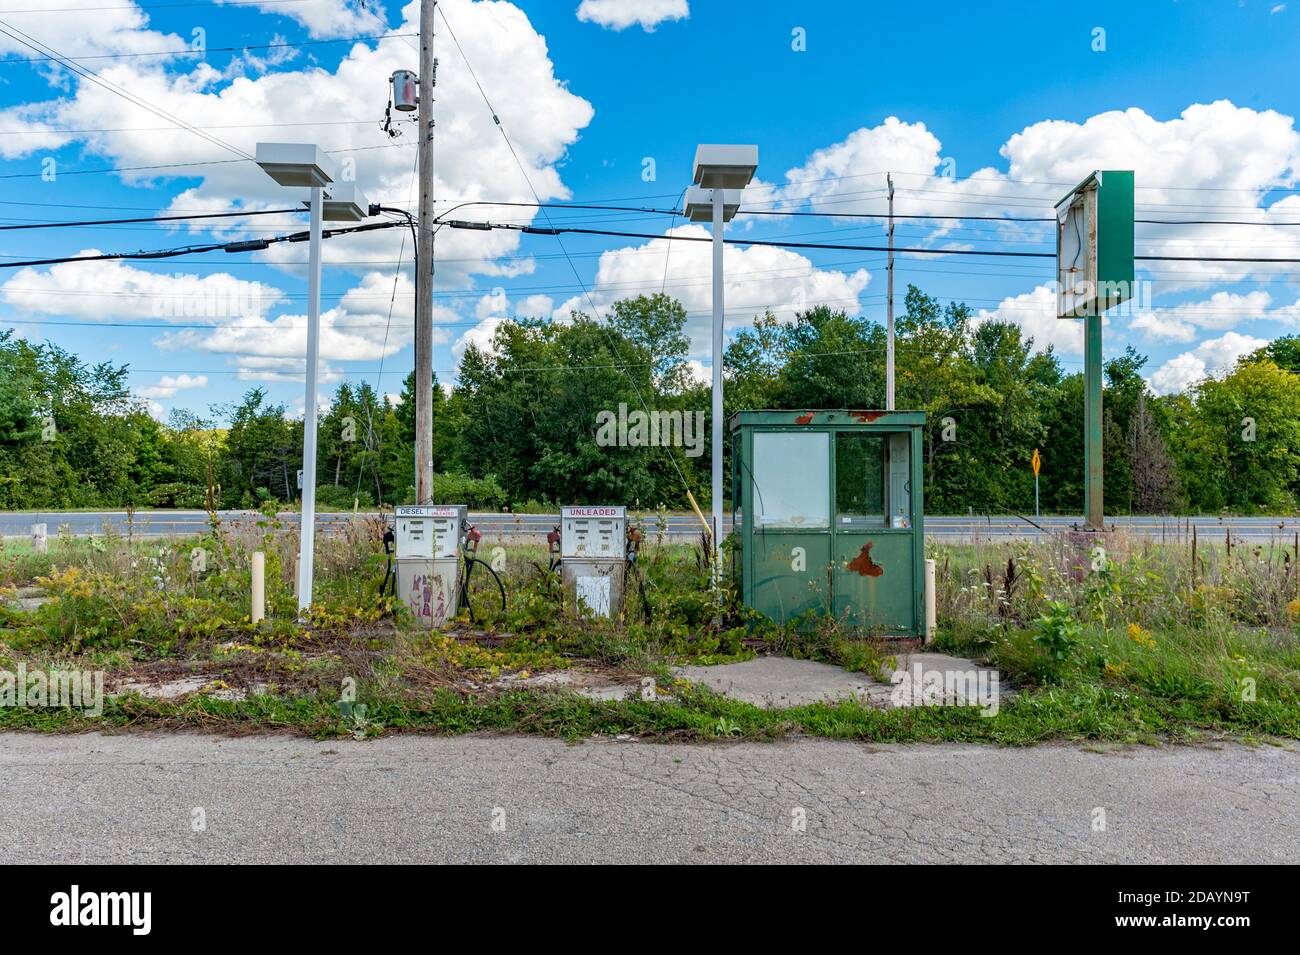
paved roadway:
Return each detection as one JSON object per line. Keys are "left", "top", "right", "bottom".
{"left": 1, "top": 733, "right": 1295, "bottom": 863}
{"left": 3, "top": 509, "right": 1299, "bottom": 542}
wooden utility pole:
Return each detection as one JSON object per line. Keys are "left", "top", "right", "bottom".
{"left": 414, "top": 0, "right": 437, "bottom": 502}
{"left": 886, "top": 172, "right": 895, "bottom": 410}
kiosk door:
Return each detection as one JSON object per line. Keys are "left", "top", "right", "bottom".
{"left": 830, "top": 431, "right": 916, "bottom": 633}
{"left": 747, "top": 430, "right": 832, "bottom": 623}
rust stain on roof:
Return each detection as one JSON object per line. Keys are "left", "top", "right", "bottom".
{"left": 850, "top": 410, "right": 885, "bottom": 422}
{"left": 846, "top": 541, "right": 885, "bottom": 577}
{"left": 794, "top": 412, "right": 814, "bottom": 425}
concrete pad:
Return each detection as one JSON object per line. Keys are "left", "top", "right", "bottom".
{"left": 2, "top": 586, "right": 49, "bottom": 613}
{"left": 111, "top": 676, "right": 267, "bottom": 702}
{"left": 675, "top": 656, "right": 894, "bottom": 709}
{"left": 882, "top": 651, "right": 1011, "bottom": 709}
{"left": 675, "top": 653, "right": 1010, "bottom": 711}
{"left": 491, "top": 669, "right": 651, "bottom": 703}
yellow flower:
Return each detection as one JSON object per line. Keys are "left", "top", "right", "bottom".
{"left": 1126, "top": 622, "right": 1155, "bottom": 648}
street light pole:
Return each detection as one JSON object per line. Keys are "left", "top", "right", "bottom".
{"left": 710, "top": 186, "right": 725, "bottom": 584}
{"left": 686, "top": 145, "right": 757, "bottom": 587}
{"left": 886, "top": 172, "right": 895, "bottom": 411}
{"left": 254, "top": 143, "right": 368, "bottom": 615}
{"left": 298, "top": 183, "right": 324, "bottom": 613}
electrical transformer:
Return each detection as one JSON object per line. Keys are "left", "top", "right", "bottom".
{"left": 394, "top": 504, "right": 466, "bottom": 627}
{"left": 560, "top": 505, "right": 626, "bottom": 618}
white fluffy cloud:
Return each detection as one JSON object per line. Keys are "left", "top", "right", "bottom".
{"left": 1149, "top": 331, "right": 1270, "bottom": 395}
{"left": 0, "top": 0, "right": 189, "bottom": 62}
{"left": 155, "top": 270, "right": 464, "bottom": 379}
{"left": 1129, "top": 290, "right": 1273, "bottom": 342}
{"left": 1, "top": 257, "right": 285, "bottom": 322}
{"left": 452, "top": 315, "right": 506, "bottom": 367}
{"left": 136, "top": 373, "right": 208, "bottom": 398}
{"left": 215, "top": 0, "right": 385, "bottom": 39}
{"left": 552, "top": 224, "right": 871, "bottom": 354}
{"left": 2, "top": 0, "right": 593, "bottom": 292}
{"left": 0, "top": 0, "right": 596, "bottom": 376}
{"left": 449, "top": 289, "right": 558, "bottom": 365}
{"left": 767, "top": 103, "right": 1300, "bottom": 287}
{"left": 971, "top": 284, "right": 1085, "bottom": 355}
{"left": 576, "top": 0, "right": 688, "bottom": 31}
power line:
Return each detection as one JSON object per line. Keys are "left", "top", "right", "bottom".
{"left": 0, "top": 219, "right": 405, "bottom": 269}
{"left": 445, "top": 219, "right": 1059, "bottom": 258}
{"left": 3, "top": 32, "right": 417, "bottom": 64}
{"left": 0, "top": 119, "right": 411, "bottom": 136}
{"left": 0, "top": 139, "right": 412, "bottom": 181}
{"left": 0, "top": 0, "right": 317, "bottom": 10}
{"left": 18, "top": 208, "right": 1300, "bottom": 274}
{"left": 0, "top": 18, "right": 253, "bottom": 162}
{"left": 0, "top": 207, "right": 301, "bottom": 232}
{"left": 435, "top": 0, "right": 701, "bottom": 500}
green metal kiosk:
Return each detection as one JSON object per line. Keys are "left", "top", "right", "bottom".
{"left": 730, "top": 409, "right": 926, "bottom": 635}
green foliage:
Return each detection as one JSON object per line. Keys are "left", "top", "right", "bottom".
{"left": 3, "top": 289, "right": 1300, "bottom": 515}
{"left": 3, "top": 529, "right": 1298, "bottom": 744}
{"left": 1032, "top": 600, "right": 1082, "bottom": 679}
{"left": 431, "top": 471, "right": 507, "bottom": 510}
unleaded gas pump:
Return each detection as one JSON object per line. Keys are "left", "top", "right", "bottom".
{"left": 558, "top": 505, "right": 627, "bottom": 618}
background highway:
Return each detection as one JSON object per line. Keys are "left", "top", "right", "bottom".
{"left": 2, "top": 509, "right": 1299, "bottom": 542}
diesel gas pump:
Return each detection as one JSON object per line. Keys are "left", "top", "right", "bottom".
{"left": 393, "top": 504, "right": 466, "bottom": 626}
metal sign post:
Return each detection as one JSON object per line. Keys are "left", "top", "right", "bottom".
{"left": 1055, "top": 170, "right": 1134, "bottom": 532}
{"left": 1032, "top": 448, "right": 1041, "bottom": 519}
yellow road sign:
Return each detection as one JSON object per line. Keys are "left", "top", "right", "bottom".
{"left": 1032, "top": 448, "right": 1041, "bottom": 476}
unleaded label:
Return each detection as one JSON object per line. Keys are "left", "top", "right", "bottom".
{"left": 396, "top": 505, "right": 463, "bottom": 518}
{"left": 561, "top": 506, "right": 626, "bottom": 518}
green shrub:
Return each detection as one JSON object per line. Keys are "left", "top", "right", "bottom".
{"left": 1032, "top": 599, "right": 1082, "bottom": 682}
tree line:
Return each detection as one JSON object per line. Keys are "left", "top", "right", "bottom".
{"left": 2, "top": 286, "right": 1298, "bottom": 514}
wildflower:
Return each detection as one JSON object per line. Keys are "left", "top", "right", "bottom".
{"left": 1127, "top": 622, "right": 1156, "bottom": 648}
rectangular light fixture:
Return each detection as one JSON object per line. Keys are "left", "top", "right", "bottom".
{"left": 255, "top": 142, "right": 336, "bottom": 188}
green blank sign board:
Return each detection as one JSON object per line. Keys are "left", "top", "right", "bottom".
{"left": 1057, "top": 170, "right": 1134, "bottom": 317}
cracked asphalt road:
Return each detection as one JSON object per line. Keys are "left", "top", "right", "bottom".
{"left": 2, "top": 733, "right": 1296, "bottom": 863}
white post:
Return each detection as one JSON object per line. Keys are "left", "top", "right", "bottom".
{"left": 297, "top": 184, "right": 324, "bottom": 613}
{"left": 251, "top": 551, "right": 265, "bottom": 624}
{"left": 710, "top": 187, "right": 725, "bottom": 587}
{"left": 924, "top": 557, "right": 937, "bottom": 645}
{"left": 886, "top": 172, "right": 895, "bottom": 411}
{"left": 31, "top": 522, "right": 47, "bottom": 554}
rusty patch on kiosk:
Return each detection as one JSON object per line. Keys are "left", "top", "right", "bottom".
{"left": 846, "top": 541, "right": 884, "bottom": 577}
{"left": 850, "top": 410, "right": 885, "bottom": 423}
{"left": 794, "top": 412, "right": 814, "bottom": 425}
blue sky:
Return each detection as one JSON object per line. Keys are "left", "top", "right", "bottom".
{"left": 2, "top": 0, "right": 1299, "bottom": 422}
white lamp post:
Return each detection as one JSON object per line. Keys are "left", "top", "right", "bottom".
{"left": 254, "top": 143, "right": 368, "bottom": 613}
{"left": 685, "top": 144, "right": 757, "bottom": 586}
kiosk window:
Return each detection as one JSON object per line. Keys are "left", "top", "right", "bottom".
{"left": 835, "top": 432, "right": 886, "bottom": 527}
{"left": 752, "top": 431, "right": 829, "bottom": 528}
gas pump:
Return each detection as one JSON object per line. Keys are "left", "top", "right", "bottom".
{"left": 558, "top": 505, "right": 627, "bottom": 618}
{"left": 393, "top": 504, "right": 466, "bottom": 626}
